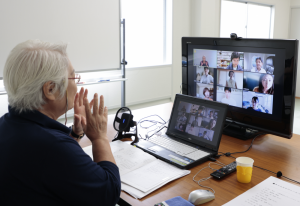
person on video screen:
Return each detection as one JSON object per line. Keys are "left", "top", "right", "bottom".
{"left": 190, "top": 104, "right": 198, "bottom": 113}
{"left": 226, "top": 71, "right": 237, "bottom": 89}
{"left": 265, "top": 56, "right": 274, "bottom": 74}
{"left": 177, "top": 123, "right": 185, "bottom": 132}
{"left": 178, "top": 112, "right": 187, "bottom": 122}
{"left": 251, "top": 57, "right": 266, "bottom": 73}
{"left": 181, "top": 105, "right": 187, "bottom": 112}
{"left": 207, "top": 111, "right": 214, "bottom": 119}
{"left": 199, "top": 67, "right": 214, "bottom": 84}
{"left": 200, "top": 131, "right": 212, "bottom": 141}
{"left": 253, "top": 74, "right": 274, "bottom": 95}
{"left": 196, "top": 73, "right": 201, "bottom": 81}
{"left": 203, "top": 88, "right": 213, "bottom": 101}
{"left": 221, "top": 87, "right": 237, "bottom": 106}
{"left": 247, "top": 96, "right": 266, "bottom": 112}
{"left": 192, "top": 117, "right": 199, "bottom": 127}
{"left": 187, "top": 124, "right": 195, "bottom": 135}
{"left": 196, "top": 107, "right": 205, "bottom": 118}
{"left": 200, "top": 56, "right": 209, "bottom": 66}
{"left": 205, "top": 119, "right": 216, "bottom": 131}
{"left": 226, "top": 52, "right": 243, "bottom": 71}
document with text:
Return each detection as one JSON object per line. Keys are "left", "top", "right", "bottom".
{"left": 223, "top": 176, "right": 300, "bottom": 206}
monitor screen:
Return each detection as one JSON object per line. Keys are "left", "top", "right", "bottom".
{"left": 182, "top": 38, "right": 298, "bottom": 138}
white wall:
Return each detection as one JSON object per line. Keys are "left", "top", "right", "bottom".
{"left": 172, "top": 0, "right": 191, "bottom": 101}
{"left": 291, "top": 0, "right": 300, "bottom": 7}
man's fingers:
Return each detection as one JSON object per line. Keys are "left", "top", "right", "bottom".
{"left": 89, "top": 99, "right": 94, "bottom": 109}
{"left": 79, "top": 87, "right": 84, "bottom": 106}
{"left": 84, "top": 97, "right": 92, "bottom": 119}
{"left": 104, "top": 106, "right": 108, "bottom": 118}
{"left": 99, "top": 95, "right": 104, "bottom": 115}
{"left": 74, "top": 93, "right": 79, "bottom": 108}
{"left": 81, "top": 116, "right": 87, "bottom": 128}
{"left": 93, "top": 93, "right": 99, "bottom": 115}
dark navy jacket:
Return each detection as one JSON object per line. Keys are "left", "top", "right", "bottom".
{"left": 0, "top": 107, "right": 121, "bottom": 206}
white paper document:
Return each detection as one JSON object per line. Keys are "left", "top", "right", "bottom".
{"left": 83, "top": 141, "right": 190, "bottom": 199}
{"left": 223, "top": 176, "right": 300, "bottom": 206}
{"left": 121, "top": 159, "right": 189, "bottom": 193}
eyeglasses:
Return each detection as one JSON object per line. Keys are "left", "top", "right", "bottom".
{"left": 68, "top": 74, "right": 81, "bottom": 84}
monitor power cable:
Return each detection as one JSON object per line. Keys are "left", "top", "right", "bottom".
{"left": 216, "top": 133, "right": 265, "bottom": 157}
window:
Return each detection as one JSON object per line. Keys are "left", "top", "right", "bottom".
{"left": 220, "top": 0, "right": 272, "bottom": 39}
{"left": 121, "top": 0, "right": 172, "bottom": 68}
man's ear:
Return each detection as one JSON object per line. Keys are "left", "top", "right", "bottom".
{"left": 43, "top": 81, "right": 57, "bottom": 101}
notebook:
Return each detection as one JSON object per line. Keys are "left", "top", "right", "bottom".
{"left": 134, "top": 94, "right": 228, "bottom": 169}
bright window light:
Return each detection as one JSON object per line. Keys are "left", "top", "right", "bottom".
{"left": 220, "top": 0, "right": 272, "bottom": 39}
{"left": 121, "top": 0, "right": 172, "bottom": 68}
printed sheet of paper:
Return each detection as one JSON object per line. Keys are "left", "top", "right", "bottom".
{"left": 121, "top": 169, "right": 190, "bottom": 199}
{"left": 121, "top": 159, "right": 189, "bottom": 193}
{"left": 223, "top": 176, "right": 300, "bottom": 206}
{"left": 84, "top": 141, "right": 156, "bottom": 176}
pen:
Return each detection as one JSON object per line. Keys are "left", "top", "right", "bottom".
{"left": 98, "top": 79, "right": 110, "bottom": 82}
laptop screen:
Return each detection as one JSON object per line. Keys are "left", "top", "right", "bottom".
{"left": 167, "top": 94, "right": 228, "bottom": 151}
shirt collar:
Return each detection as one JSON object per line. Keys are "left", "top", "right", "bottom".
{"left": 8, "top": 106, "right": 70, "bottom": 134}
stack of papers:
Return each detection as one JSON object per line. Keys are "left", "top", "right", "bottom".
{"left": 83, "top": 141, "right": 190, "bottom": 199}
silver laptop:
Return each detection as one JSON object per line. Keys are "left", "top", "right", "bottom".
{"left": 134, "top": 94, "right": 228, "bottom": 169}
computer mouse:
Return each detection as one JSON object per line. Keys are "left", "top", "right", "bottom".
{"left": 188, "top": 189, "right": 215, "bottom": 205}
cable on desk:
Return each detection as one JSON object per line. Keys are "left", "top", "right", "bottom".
{"left": 253, "top": 165, "right": 300, "bottom": 185}
{"left": 219, "top": 148, "right": 300, "bottom": 186}
{"left": 193, "top": 161, "right": 227, "bottom": 194}
{"left": 217, "top": 133, "right": 265, "bottom": 157}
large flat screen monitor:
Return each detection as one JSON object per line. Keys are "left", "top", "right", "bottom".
{"left": 182, "top": 37, "right": 298, "bottom": 139}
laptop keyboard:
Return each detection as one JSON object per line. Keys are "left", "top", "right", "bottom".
{"left": 149, "top": 135, "right": 210, "bottom": 161}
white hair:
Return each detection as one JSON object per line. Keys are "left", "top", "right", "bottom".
{"left": 3, "top": 39, "right": 69, "bottom": 113}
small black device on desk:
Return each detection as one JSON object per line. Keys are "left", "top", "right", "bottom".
{"left": 210, "top": 161, "right": 237, "bottom": 179}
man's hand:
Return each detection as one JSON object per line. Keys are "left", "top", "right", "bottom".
{"left": 73, "top": 87, "right": 94, "bottom": 136}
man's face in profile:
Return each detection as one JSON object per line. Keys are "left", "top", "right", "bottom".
{"left": 232, "top": 58, "right": 239, "bottom": 67}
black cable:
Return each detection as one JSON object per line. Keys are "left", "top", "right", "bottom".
{"left": 253, "top": 165, "right": 300, "bottom": 185}
{"left": 218, "top": 133, "right": 265, "bottom": 157}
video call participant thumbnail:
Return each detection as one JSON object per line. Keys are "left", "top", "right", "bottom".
{"left": 243, "top": 91, "right": 273, "bottom": 114}
{"left": 205, "top": 119, "right": 216, "bottom": 131}
{"left": 251, "top": 57, "right": 266, "bottom": 73}
{"left": 199, "top": 67, "right": 214, "bottom": 84}
{"left": 226, "top": 52, "right": 243, "bottom": 71}
{"left": 203, "top": 87, "right": 213, "bottom": 101}
{"left": 246, "top": 96, "right": 265, "bottom": 112}
{"left": 253, "top": 74, "right": 274, "bottom": 95}
{"left": 177, "top": 112, "right": 188, "bottom": 122}
{"left": 200, "top": 56, "right": 209, "bottom": 66}
{"left": 221, "top": 87, "right": 237, "bottom": 107}
{"left": 226, "top": 71, "right": 237, "bottom": 89}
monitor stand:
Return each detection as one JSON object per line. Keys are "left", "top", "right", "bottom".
{"left": 222, "top": 121, "right": 260, "bottom": 140}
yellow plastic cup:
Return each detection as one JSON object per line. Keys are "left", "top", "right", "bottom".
{"left": 236, "top": 157, "right": 254, "bottom": 183}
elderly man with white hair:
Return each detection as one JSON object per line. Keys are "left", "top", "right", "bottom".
{"left": 0, "top": 40, "right": 121, "bottom": 205}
